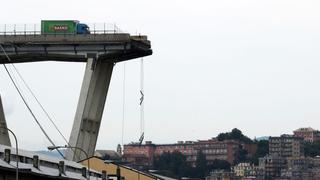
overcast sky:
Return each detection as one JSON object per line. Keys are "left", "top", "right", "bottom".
{"left": 0, "top": 0, "right": 320, "bottom": 151}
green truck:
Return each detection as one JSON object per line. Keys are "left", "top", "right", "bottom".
{"left": 41, "top": 20, "right": 90, "bottom": 34}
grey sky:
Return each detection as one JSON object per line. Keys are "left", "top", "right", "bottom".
{"left": 0, "top": 0, "right": 320, "bottom": 151}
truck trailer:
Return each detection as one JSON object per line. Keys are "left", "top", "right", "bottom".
{"left": 41, "top": 20, "right": 90, "bottom": 35}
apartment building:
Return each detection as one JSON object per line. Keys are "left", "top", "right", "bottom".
{"left": 123, "top": 139, "right": 242, "bottom": 168}
{"left": 293, "top": 127, "right": 320, "bottom": 143}
{"left": 193, "top": 139, "right": 241, "bottom": 165}
{"left": 154, "top": 141, "right": 197, "bottom": 163}
{"left": 269, "top": 135, "right": 304, "bottom": 158}
{"left": 259, "top": 154, "right": 286, "bottom": 179}
{"left": 232, "top": 163, "right": 262, "bottom": 178}
{"left": 122, "top": 141, "right": 156, "bottom": 168}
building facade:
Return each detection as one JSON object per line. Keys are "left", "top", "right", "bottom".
{"left": 123, "top": 141, "right": 156, "bottom": 168}
{"left": 269, "top": 135, "right": 304, "bottom": 158}
{"left": 259, "top": 154, "right": 286, "bottom": 179}
{"left": 123, "top": 139, "right": 244, "bottom": 168}
{"left": 193, "top": 139, "right": 241, "bottom": 165}
{"left": 154, "top": 141, "right": 197, "bottom": 164}
{"left": 293, "top": 127, "right": 320, "bottom": 143}
{"left": 280, "top": 156, "right": 313, "bottom": 180}
{"left": 206, "top": 170, "right": 240, "bottom": 180}
{"left": 232, "top": 163, "right": 262, "bottom": 178}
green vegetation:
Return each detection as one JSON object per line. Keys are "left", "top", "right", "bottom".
{"left": 236, "top": 147, "right": 248, "bottom": 164}
{"left": 217, "top": 128, "right": 253, "bottom": 144}
{"left": 153, "top": 151, "right": 191, "bottom": 178}
{"left": 153, "top": 151, "right": 230, "bottom": 179}
{"left": 208, "top": 159, "right": 231, "bottom": 171}
{"left": 248, "top": 140, "right": 269, "bottom": 165}
{"left": 217, "top": 128, "right": 269, "bottom": 165}
{"left": 304, "top": 140, "right": 320, "bottom": 157}
{"left": 194, "top": 150, "right": 207, "bottom": 178}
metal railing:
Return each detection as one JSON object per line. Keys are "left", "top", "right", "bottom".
{"left": 0, "top": 23, "right": 123, "bottom": 36}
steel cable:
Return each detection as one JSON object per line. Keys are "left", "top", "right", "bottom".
{"left": 0, "top": 44, "right": 65, "bottom": 158}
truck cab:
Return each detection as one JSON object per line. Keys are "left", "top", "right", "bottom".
{"left": 76, "top": 23, "right": 90, "bottom": 34}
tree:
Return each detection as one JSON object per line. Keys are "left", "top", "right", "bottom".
{"left": 304, "top": 140, "right": 320, "bottom": 157}
{"left": 195, "top": 150, "right": 207, "bottom": 179}
{"left": 248, "top": 139, "right": 269, "bottom": 165}
{"left": 230, "top": 128, "right": 243, "bottom": 139}
{"left": 153, "top": 151, "right": 233, "bottom": 179}
{"left": 236, "top": 146, "right": 248, "bottom": 164}
{"left": 153, "top": 151, "right": 192, "bottom": 178}
{"left": 207, "top": 159, "right": 231, "bottom": 171}
{"left": 217, "top": 128, "right": 253, "bottom": 144}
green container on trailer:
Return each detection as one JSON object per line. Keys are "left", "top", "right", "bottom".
{"left": 41, "top": 20, "right": 79, "bottom": 34}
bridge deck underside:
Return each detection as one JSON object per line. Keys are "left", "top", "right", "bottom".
{"left": 0, "top": 34, "right": 152, "bottom": 63}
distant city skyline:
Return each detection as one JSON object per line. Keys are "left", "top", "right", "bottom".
{"left": 0, "top": 0, "right": 320, "bottom": 151}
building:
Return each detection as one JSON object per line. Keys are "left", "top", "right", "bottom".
{"left": 243, "top": 143, "right": 258, "bottom": 158}
{"left": 309, "top": 157, "right": 320, "bottom": 179}
{"left": 123, "top": 141, "right": 156, "bottom": 169}
{"left": 0, "top": 144, "right": 103, "bottom": 180}
{"left": 80, "top": 156, "right": 162, "bottom": 180}
{"left": 233, "top": 163, "right": 251, "bottom": 177}
{"left": 279, "top": 156, "right": 313, "bottom": 180}
{"left": 193, "top": 139, "right": 241, "bottom": 165}
{"left": 257, "top": 154, "right": 320, "bottom": 180}
{"left": 154, "top": 141, "right": 197, "bottom": 164}
{"left": 206, "top": 170, "right": 240, "bottom": 180}
{"left": 259, "top": 154, "right": 286, "bottom": 179}
{"left": 232, "top": 163, "right": 262, "bottom": 178}
{"left": 123, "top": 139, "right": 243, "bottom": 168}
{"left": 269, "top": 135, "right": 304, "bottom": 158}
{"left": 293, "top": 127, "right": 320, "bottom": 143}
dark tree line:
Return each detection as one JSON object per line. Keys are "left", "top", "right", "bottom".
{"left": 248, "top": 139, "right": 269, "bottom": 165}
{"left": 217, "top": 128, "right": 253, "bottom": 144}
{"left": 154, "top": 151, "right": 230, "bottom": 179}
{"left": 304, "top": 140, "right": 320, "bottom": 157}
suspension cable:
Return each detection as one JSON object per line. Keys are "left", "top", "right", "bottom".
{"left": 11, "top": 64, "right": 70, "bottom": 145}
{"left": 0, "top": 44, "right": 65, "bottom": 158}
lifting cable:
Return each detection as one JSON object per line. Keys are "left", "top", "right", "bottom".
{"left": 121, "top": 63, "right": 126, "bottom": 147}
{"left": 138, "top": 58, "right": 145, "bottom": 145}
{"left": 0, "top": 44, "right": 65, "bottom": 158}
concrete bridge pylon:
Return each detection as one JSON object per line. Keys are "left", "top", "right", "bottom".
{"left": 66, "top": 55, "right": 114, "bottom": 161}
{"left": 0, "top": 95, "right": 11, "bottom": 146}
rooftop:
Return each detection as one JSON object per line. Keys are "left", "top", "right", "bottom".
{"left": 0, "top": 144, "right": 102, "bottom": 179}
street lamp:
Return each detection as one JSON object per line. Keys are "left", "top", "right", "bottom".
{"left": 47, "top": 145, "right": 90, "bottom": 180}
{"left": 0, "top": 127, "right": 18, "bottom": 180}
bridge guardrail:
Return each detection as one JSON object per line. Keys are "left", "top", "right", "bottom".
{"left": 0, "top": 23, "right": 123, "bottom": 36}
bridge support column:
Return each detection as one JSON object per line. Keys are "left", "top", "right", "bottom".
{"left": 0, "top": 95, "right": 11, "bottom": 146}
{"left": 66, "top": 55, "right": 114, "bottom": 161}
